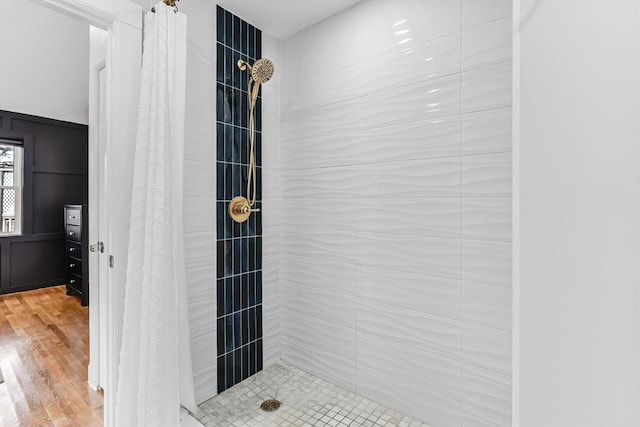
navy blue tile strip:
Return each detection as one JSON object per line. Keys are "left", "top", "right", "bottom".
{"left": 215, "top": 5, "right": 263, "bottom": 394}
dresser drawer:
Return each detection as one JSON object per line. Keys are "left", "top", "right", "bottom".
{"left": 67, "top": 258, "right": 82, "bottom": 276}
{"left": 65, "top": 209, "right": 81, "bottom": 226}
{"left": 67, "top": 273, "right": 83, "bottom": 295}
{"left": 66, "top": 241, "right": 82, "bottom": 258}
{"left": 66, "top": 224, "right": 81, "bottom": 242}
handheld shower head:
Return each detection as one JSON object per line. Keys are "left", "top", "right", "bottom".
{"left": 251, "top": 58, "right": 274, "bottom": 83}
{"left": 238, "top": 58, "right": 275, "bottom": 104}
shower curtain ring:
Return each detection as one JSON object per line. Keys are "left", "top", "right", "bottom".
{"left": 151, "top": 0, "right": 179, "bottom": 13}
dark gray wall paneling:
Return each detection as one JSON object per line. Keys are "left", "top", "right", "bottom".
{"left": 10, "top": 238, "right": 66, "bottom": 287}
{"left": 12, "top": 119, "right": 88, "bottom": 173}
{"left": 0, "top": 110, "right": 88, "bottom": 294}
{"left": 33, "top": 173, "right": 88, "bottom": 234}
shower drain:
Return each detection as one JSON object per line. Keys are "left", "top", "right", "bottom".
{"left": 260, "top": 398, "right": 282, "bottom": 412}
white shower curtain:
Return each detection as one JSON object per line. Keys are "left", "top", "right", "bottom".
{"left": 115, "top": 3, "right": 196, "bottom": 426}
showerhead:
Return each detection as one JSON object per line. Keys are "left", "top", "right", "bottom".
{"left": 237, "top": 58, "right": 275, "bottom": 83}
{"left": 251, "top": 58, "right": 275, "bottom": 83}
{"left": 238, "top": 57, "right": 275, "bottom": 104}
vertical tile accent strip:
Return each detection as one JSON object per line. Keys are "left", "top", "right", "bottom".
{"left": 216, "top": 5, "right": 263, "bottom": 394}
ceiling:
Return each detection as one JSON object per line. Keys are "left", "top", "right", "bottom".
{"left": 218, "top": 0, "right": 362, "bottom": 40}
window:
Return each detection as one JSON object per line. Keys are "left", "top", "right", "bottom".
{"left": 0, "top": 143, "right": 23, "bottom": 235}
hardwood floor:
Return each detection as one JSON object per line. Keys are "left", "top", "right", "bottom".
{"left": 0, "top": 286, "right": 102, "bottom": 427}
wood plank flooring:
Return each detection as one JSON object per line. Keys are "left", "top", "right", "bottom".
{"left": 0, "top": 286, "right": 102, "bottom": 427}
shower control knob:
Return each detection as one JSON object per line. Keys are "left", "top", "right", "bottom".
{"left": 239, "top": 205, "right": 261, "bottom": 214}
{"left": 229, "top": 196, "right": 260, "bottom": 223}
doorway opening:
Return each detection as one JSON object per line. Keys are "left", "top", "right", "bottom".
{"left": 0, "top": 1, "right": 142, "bottom": 426}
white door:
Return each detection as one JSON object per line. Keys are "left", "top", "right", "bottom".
{"left": 88, "top": 26, "right": 108, "bottom": 390}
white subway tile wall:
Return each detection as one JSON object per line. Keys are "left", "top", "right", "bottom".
{"left": 279, "top": 1, "right": 512, "bottom": 426}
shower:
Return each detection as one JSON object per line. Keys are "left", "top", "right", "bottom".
{"left": 228, "top": 58, "right": 275, "bottom": 223}
{"left": 244, "top": 58, "right": 274, "bottom": 103}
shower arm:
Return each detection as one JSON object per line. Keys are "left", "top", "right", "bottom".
{"left": 237, "top": 59, "right": 252, "bottom": 73}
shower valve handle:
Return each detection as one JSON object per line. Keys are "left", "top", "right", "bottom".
{"left": 240, "top": 205, "right": 260, "bottom": 214}
{"left": 229, "top": 196, "right": 259, "bottom": 223}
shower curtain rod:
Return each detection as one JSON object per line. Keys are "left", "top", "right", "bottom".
{"left": 151, "top": 0, "right": 179, "bottom": 13}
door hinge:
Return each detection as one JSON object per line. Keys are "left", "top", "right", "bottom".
{"left": 90, "top": 241, "right": 104, "bottom": 253}
{"left": 109, "top": 255, "right": 114, "bottom": 268}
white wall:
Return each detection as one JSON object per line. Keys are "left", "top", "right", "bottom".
{"left": 0, "top": 1, "right": 89, "bottom": 124}
{"left": 516, "top": 1, "right": 640, "bottom": 426}
{"left": 280, "top": 1, "right": 513, "bottom": 426}
{"left": 179, "top": 0, "right": 219, "bottom": 403}
{"left": 260, "top": 34, "right": 283, "bottom": 369}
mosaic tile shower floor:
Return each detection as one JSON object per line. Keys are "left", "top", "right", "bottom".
{"left": 196, "top": 362, "right": 430, "bottom": 427}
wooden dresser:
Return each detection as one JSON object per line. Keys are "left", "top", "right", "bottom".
{"left": 64, "top": 205, "right": 88, "bottom": 306}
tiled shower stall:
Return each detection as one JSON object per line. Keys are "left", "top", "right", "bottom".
{"left": 187, "top": 0, "right": 512, "bottom": 426}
